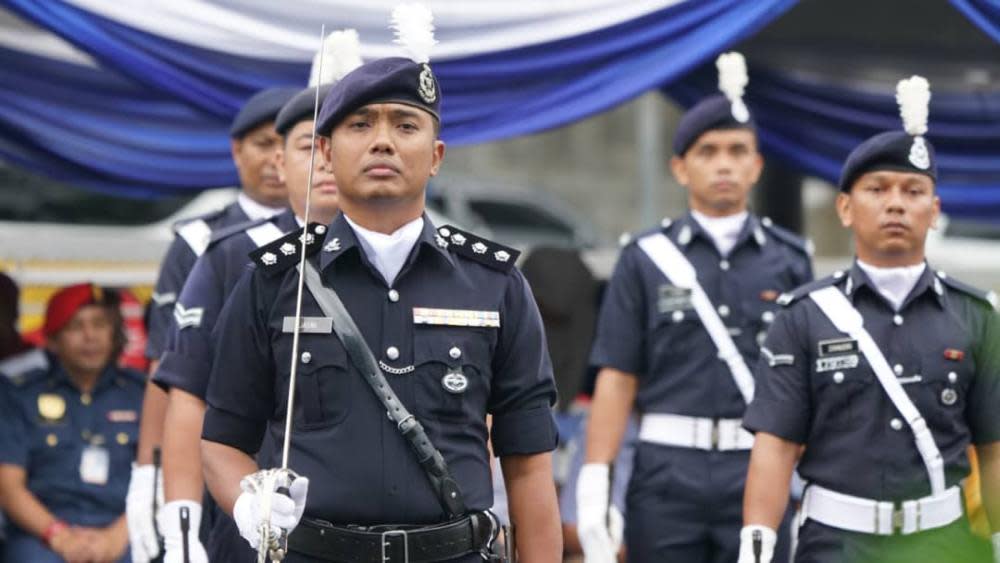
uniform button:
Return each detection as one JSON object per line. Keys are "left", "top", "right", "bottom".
{"left": 762, "top": 311, "right": 775, "bottom": 323}
{"left": 116, "top": 432, "right": 129, "bottom": 445}
{"left": 890, "top": 418, "right": 904, "bottom": 431}
{"left": 720, "top": 260, "right": 730, "bottom": 271}
{"left": 315, "top": 225, "right": 326, "bottom": 235}
{"left": 46, "top": 433, "right": 58, "bottom": 447}
{"left": 832, "top": 371, "right": 845, "bottom": 384}
{"left": 948, "top": 371, "right": 958, "bottom": 384}
{"left": 672, "top": 310, "right": 684, "bottom": 323}
{"left": 449, "top": 347, "right": 461, "bottom": 360}
{"left": 718, "top": 305, "right": 730, "bottom": 317}
{"left": 893, "top": 314, "right": 903, "bottom": 326}
{"left": 386, "top": 346, "right": 400, "bottom": 361}
{"left": 301, "top": 351, "right": 312, "bottom": 364}
{"left": 81, "top": 393, "right": 92, "bottom": 406}
{"left": 893, "top": 364, "right": 904, "bottom": 376}
{"left": 388, "top": 289, "right": 399, "bottom": 303}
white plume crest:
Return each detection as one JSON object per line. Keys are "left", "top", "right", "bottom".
{"left": 309, "top": 29, "right": 363, "bottom": 87}
{"left": 896, "top": 75, "right": 931, "bottom": 137}
{"left": 716, "top": 51, "right": 748, "bottom": 102}
{"left": 391, "top": 3, "right": 436, "bottom": 64}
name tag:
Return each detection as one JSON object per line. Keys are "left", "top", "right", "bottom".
{"left": 816, "top": 355, "right": 859, "bottom": 372}
{"left": 413, "top": 307, "right": 500, "bottom": 328}
{"left": 107, "top": 410, "right": 138, "bottom": 423}
{"left": 658, "top": 285, "right": 692, "bottom": 312}
{"left": 818, "top": 338, "right": 858, "bottom": 356}
{"left": 282, "top": 317, "right": 333, "bottom": 334}
{"left": 80, "top": 445, "right": 110, "bottom": 486}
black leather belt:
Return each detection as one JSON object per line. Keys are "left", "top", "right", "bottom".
{"left": 288, "top": 511, "right": 497, "bottom": 563}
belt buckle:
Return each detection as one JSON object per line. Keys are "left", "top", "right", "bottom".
{"left": 381, "top": 529, "right": 409, "bottom": 563}
{"left": 892, "top": 505, "right": 904, "bottom": 535}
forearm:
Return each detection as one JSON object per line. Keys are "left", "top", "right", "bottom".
{"left": 584, "top": 367, "right": 638, "bottom": 463}
{"left": 162, "top": 389, "right": 207, "bottom": 502}
{"left": 0, "top": 465, "right": 59, "bottom": 538}
{"left": 501, "top": 453, "right": 562, "bottom": 563}
{"left": 137, "top": 378, "right": 168, "bottom": 464}
{"left": 976, "top": 441, "right": 1000, "bottom": 533}
{"left": 201, "top": 440, "right": 258, "bottom": 515}
{"left": 743, "top": 432, "right": 799, "bottom": 529}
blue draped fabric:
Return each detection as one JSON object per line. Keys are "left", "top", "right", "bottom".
{"left": 0, "top": 0, "right": 998, "bottom": 220}
{"left": 666, "top": 65, "right": 1000, "bottom": 220}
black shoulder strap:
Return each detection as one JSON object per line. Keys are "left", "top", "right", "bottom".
{"left": 298, "top": 261, "right": 467, "bottom": 518}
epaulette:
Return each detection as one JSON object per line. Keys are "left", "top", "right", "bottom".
{"left": 775, "top": 271, "right": 845, "bottom": 307}
{"left": 620, "top": 218, "right": 677, "bottom": 248}
{"left": 9, "top": 366, "right": 49, "bottom": 388}
{"left": 208, "top": 217, "right": 270, "bottom": 247}
{"left": 759, "top": 216, "right": 814, "bottom": 257}
{"left": 935, "top": 270, "right": 998, "bottom": 310}
{"left": 249, "top": 223, "right": 326, "bottom": 276}
{"left": 434, "top": 225, "right": 520, "bottom": 273}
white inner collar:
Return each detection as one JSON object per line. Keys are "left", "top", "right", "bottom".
{"left": 344, "top": 215, "right": 424, "bottom": 286}
{"left": 238, "top": 192, "right": 285, "bottom": 221}
{"left": 856, "top": 259, "right": 926, "bottom": 311}
{"left": 690, "top": 210, "right": 748, "bottom": 257}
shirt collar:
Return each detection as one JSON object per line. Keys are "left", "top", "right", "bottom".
{"left": 319, "top": 212, "right": 455, "bottom": 273}
{"left": 49, "top": 360, "right": 118, "bottom": 395}
{"left": 237, "top": 192, "right": 286, "bottom": 221}
{"left": 844, "top": 259, "right": 944, "bottom": 309}
{"left": 674, "top": 212, "right": 766, "bottom": 251}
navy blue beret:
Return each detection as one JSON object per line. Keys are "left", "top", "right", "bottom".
{"left": 838, "top": 131, "right": 937, "bottom": 192}
{"left": 275, "top": 84, "right": 334, "bottom": 135}
{"left": 316, "top": 57, "right": 441, "bottom": 136}
{"left": 673, "top": 94, "right": 755, "bottom": 156}
{"left": 230, "top": 86, "right": 300, "bottom": 138}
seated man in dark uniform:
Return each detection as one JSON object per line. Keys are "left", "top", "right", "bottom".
{"left": 200, "top": 5, "right": 562, "bottom": 562}
{"left": 0, "top": 283, "right": 145, "bottom": 562}
{"left": 740, "top": 76, "right": 999, "bottom": 563}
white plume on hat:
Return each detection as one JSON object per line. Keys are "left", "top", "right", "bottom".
{"left": 716, "top": 51, "right": 750, "bottom": 123}
{"left": 391, "top": 3, "right": 437, "bottom": 64}
{"left": 895, "top": 75, "right": 931, "bottom": 137}
{"left": 309, "top": 29, "right": 363, "bottom": 87}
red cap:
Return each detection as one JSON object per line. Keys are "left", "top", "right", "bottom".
{"left": 43, "top": 283, "right": 108, "bottom": 337}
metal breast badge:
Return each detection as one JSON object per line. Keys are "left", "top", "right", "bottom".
{"left": 441, "top": 368, "right": 468, "bottom": 394}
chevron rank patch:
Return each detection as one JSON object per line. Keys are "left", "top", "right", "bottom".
{"left": 434, "top": 225, "right": 520, "bottom": 272}
{"left": 173, "top": 304, "right": 204, "bottom": 329}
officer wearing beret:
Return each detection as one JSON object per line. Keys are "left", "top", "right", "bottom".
{"left": 578, "top": 52, "right": 811, "bottom": 563}
{"left": 201, "top": 6, "right": 561, "bottom": 562}
{"left": 0, "top": 284, "right": 144, "bottom": 562}
{"left": 740, "top": 76, "right": 1000, "bottom": 563}
{"left": 129, "top": 85, "right": 298, "bottom": 561}
{"left": 151, "top": 32, "right": 358, "bottom": 563}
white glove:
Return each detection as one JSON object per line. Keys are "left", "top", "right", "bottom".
{"left": 991, "top": 532, "right": 1000, "bottom": 563}
{"left": 233, "top": 471, "right": 310, "bottom": 550}
{"left": 158, "top": 500, "right": 209, "bottom": 563}
{"left": 126, "top": 463, "right": 164, "bottom": 563}
{"left": 576, "top": 463, "right": 623, "bottom": 563}
{"left": 738, "top": 525, "right": 777, "bottom": 563}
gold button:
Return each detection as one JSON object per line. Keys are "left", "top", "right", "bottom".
{"left": 116, "top": 432, "right": 129, "bottom": 445}
{"left": 46, "top": 434, "right": 58, "bottom": 447}
{"left": 80, "top": 394, "right": 92, "bottom": 406}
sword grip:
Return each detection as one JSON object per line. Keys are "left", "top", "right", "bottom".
{"left": 180, "top": 506, "right": 191, "bottom": 563}
{"left": 752, "top": 529, "right": 762, "bottom": 563}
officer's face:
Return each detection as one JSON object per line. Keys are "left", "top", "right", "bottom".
{"left": 277, "top": 120, "right": 339, "bottom": 224}
{"left": 321, "top": 103, "right": 444, "bottom": 213}
{"left": 838, "top": 170, "right": 940, "bottom": 266}
{"left": 47, "top": 305, "right": 115, "bottom": 377}
{"left": 671, "top": 129, "right": 762, "bottom": 217}
{"left": 232, "top": 121, "right": 287, "bottom": 208}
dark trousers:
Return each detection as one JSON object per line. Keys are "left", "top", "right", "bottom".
{"left": 625, "top": 445, "right": 794, "bottom": 563}
{"left": 794, "top": 518, "right": 992, "bottom": 563}
{"left": 206, "top": 504, "right": 257, "bottom": 562}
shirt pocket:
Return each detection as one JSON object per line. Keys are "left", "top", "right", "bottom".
{"left": 812, "top": 353, "right": 873, "bottom": 430}
{"left": 412, "top": 327, "right": 492, "bottom": 422}
{"left": 648, "top": 307, "right": 702, "bottom": 365}
{"left": 293, "top": 341, "right": 354, "bottom": 430}
{"left": 913, "top": 353, "right": 971, "bottom": 433}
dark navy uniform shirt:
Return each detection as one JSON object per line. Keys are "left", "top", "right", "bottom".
{"left": 146, "top": 202, "right": 251, "bottom": 359}
{"left": 591, "top": 213, "right": 813, "bottom": 418}
{"left": 202, "top": 214, "right": 558, "bottom": 525}
{"left": 744, "top": 262, "right": 1000, "bottom": 501}
{"left": 154, "top": 209, "right": 300, "bottom": 399}
{"left": 0, "top": 357, "right": 144, "bottom": 528}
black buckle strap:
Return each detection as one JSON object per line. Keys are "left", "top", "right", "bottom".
{"left": 288, "top": 512, "right": 497, "bottom": 563}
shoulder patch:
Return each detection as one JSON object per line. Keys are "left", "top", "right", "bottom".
{"left": 249, "top": 223, "right": 326, "bottom": 276}
{"left": 936, "top": 271, "right": 998, "bottom": 310}
{"left": 208, "top": 217, "right": 270, "bottom": 247}
{"left": 778, "top": 273, "right": 843, "bottom": 307}
{"left": 171, "top": 207, "right": 228, "bottom": 234}
{"left": 760, "top": 218, "right": 813, "bottom": 257}
{"left": 175, "top": 219, "right": 212, "bottom": 257}
{"left": 435, "top": 225, "right": 520, "bottom": 273}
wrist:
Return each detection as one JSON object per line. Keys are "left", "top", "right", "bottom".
{"left": 42, "top": 519, "right": 68, "bottom": 547}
